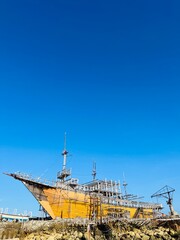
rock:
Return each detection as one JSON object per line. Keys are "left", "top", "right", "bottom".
{"left": 34, "top": 236, "right": 41, "bottom": 240}
{"left": 156, "top": 230, "right": 165, "bottom": 237}
{"left": 27, "top": 233, "right": 35, "bottom": 239}
{"left": 78, "top": 232, "right": 83, "bottom": 238}
{"left": 149, "top": 236, "right": 156, "bottom": 240}
{"left": 135, "top": 232, "right": 141, "bottom": 239}
{"left": 144, "top": 230, "right": 151, "bottom": 236}
{"left": 54, "top": 233, "right": 63, "bottom": 239}
{"left": 169, "top": 229, "right": 175, "bottom": 236}
{"left": 6, "top": 238, "right": 20, "bottom": 240}
{"left": 47, "top": 236, "right": 55, "bottom": 240}
{"left": 129, "top": 231, "right": 135, "bottom": 237}
{"left": 141, "top": 234, "right": 150, "bottom": 240}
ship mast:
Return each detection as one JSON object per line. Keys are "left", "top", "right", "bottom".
{"left": 92, "top": 162, "right": 96, "bottom": 181}
{"left": 123, "top": 173, "right": 128, "bottom": 199}
{"left": 62, "top": 132, "right": 68, "bottom": 171}
{"left": 57, "top": 133, "right": 71, "bottom": 182}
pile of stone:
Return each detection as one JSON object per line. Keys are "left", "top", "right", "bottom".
{"left": 22, "top": 230, "right": 85, "bottom": 240}
{"left": 112, "top": 226, "right": 179, "bottom": 239}
{"left": 0, "top": 219, "right": 179, "bottom": 240}
{"left": 110, "top": 219, "right": 180, "bottom": 240}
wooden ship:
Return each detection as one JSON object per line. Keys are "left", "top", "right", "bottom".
{"left": 5, "top": 136, "right": 162, "bottom": 221}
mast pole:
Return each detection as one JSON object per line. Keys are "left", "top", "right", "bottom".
{"left": 92, "top": 162, "right": 96, "bottom": 181}
{"left": 62, "top": 132, "right": 68, "bottom": 171}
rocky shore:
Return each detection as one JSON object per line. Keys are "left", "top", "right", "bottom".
{"left": 0, "top": 219, "right": 179, "bottom": 240}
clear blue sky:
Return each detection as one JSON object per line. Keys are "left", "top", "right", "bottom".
{"left": 0, "top": 0, "right": 180, "bottom": 216}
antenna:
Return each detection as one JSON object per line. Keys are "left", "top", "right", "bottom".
{"left": 151, "top": 185, "right": 176, "bottom": 216}
{"left": 122, "top": 173, "right": 141, "bottom": 200}
{"left": 62, "top": 132, "right": 68, "bottom": 170}
{"left": 122, "top": 173, "right": 128, "bottom": 199}
{"left": 64, "top": 132, "right": 67, "bottom": 151}
{"left": 92, "top": 162, "right": 96, "bottom": 181}
{"left": 57, "top": 132, "right": 71, "bottom": 181}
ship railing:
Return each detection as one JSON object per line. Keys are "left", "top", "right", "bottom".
{"left": 14, "top": 172, "right": 57, "bottom": 187}
{"left": 57, "top": 169, "right": 71, "bottom": 179}
{"left": 101, "top": 196, "right": 162, "bottom": 209}
{"left": 65, "top": 178, "right": 79, "bottom": 185}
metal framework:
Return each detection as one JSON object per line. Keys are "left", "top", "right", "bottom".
{"left": 151, "top": 185, "right": 176, "bottom": 216}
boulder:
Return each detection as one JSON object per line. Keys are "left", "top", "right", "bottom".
{"left": 141, "top": 234, "right": 150, "bottom": 240}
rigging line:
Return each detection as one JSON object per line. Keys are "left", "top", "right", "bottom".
{"left": 38, "top": 159, "right": 59, "bottom": 179}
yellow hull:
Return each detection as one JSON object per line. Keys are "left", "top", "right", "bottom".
{"left": 25, "top": 182, "right": 154, "bottom": 219}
